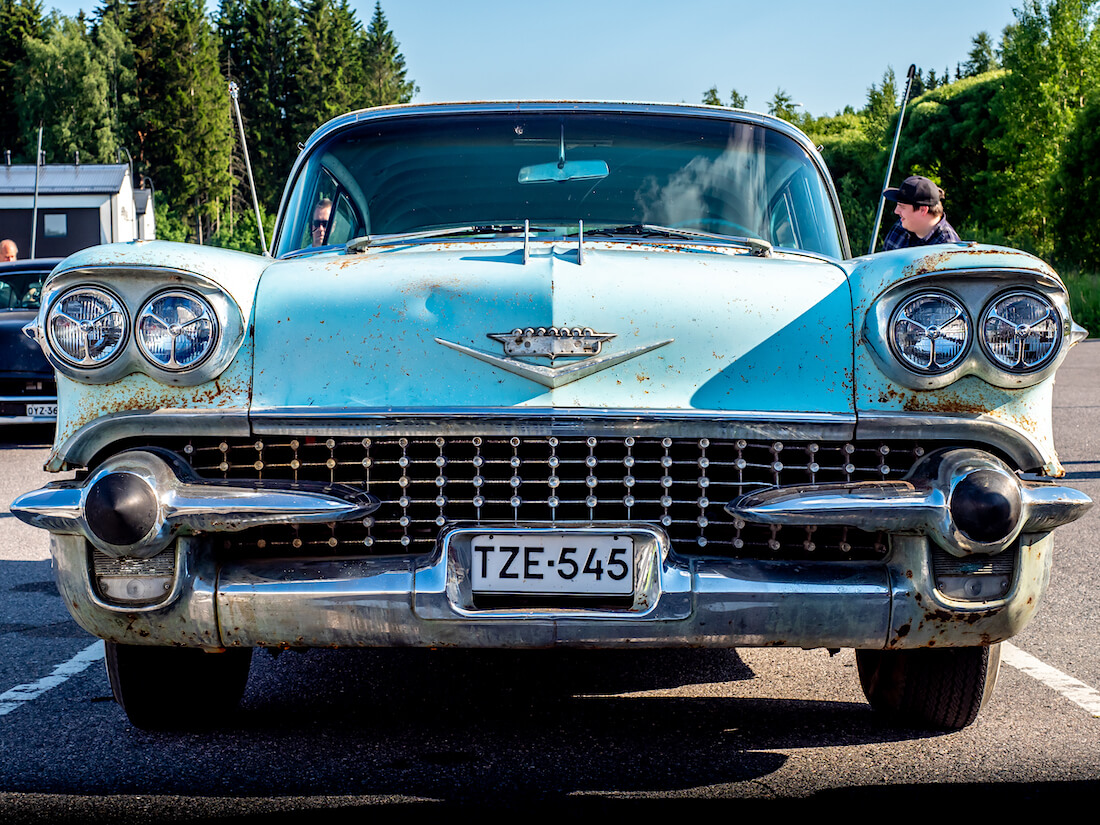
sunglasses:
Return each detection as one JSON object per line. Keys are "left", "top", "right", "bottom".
{"left": 312, "top": 219, "right": 327, "bottom": 229}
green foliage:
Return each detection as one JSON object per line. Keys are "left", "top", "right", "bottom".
{"left": 362, "top": 1, "right": 417, "bottom": 108}
{"left": 226, "top": 0, "right": 300, "bottom": 209}
{"left": 1054, "top": 94, "right": 1100, "bottom": 268}
{"left": 208, "top": 204, "right": 274, "bottom": 254}
{"left": 767, "top": 88, "right": 799, "bottom": 122}
{"left": 702, "top": 85, "right": 746, "bottom": 108}
{"left": 1059, "top": 267, "right": 1100, "bottom": 337}
{"left": 292, "top": 0, "right": 363, "bottom": 135}
{"left": 153, "top": 199, "right": 189, "bottom": 241}
{"left": 990, "top": 0, "right": 1100, "bottom": 257}
{"left": 15, "top": 15, "right": 118, "bottom": 163}
{"left": 963, "top": 31, "right": 1000, "bottom": 76}
{"left": 0, "top": 0, "right": 45, "bottom": 158}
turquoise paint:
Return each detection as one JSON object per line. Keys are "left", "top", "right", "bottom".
{"left": 251, "top": 241, "right": 855, "bottom": 413}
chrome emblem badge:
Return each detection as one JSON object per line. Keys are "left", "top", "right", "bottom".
{"left": 435, "top": 326, "right": 673, "bottom": 389}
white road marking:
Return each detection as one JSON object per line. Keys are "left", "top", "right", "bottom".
{"left": 1002, "top": 642, "right": 1100, "bottom": 717}
{"left": 0, "top": 641, "right": 105, "bottom": 717}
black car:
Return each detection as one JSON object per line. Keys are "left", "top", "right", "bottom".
{"left": 0, "top": 258, "right": 60, "bottom": 423}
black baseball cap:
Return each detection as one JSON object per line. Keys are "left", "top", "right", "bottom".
{"left": 883, "top": 175, "right": 942, "bottom": 207}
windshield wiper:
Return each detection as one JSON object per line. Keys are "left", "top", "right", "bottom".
{"left": 346, "top": 224, "right": 554, "bottom": 253}
{"left": 586, "top": 224, "right": 773, "bottom": 257}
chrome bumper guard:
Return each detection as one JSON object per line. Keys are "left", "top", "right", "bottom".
{"left": 11, "top": 449, "right": 379, "bottom": 559}
{"left": 726, "top": 448, "right": 1091, "bottom": 557}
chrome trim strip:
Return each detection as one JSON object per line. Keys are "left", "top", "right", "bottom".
{"left": 48, "top": 407, "right": 1053, "bottom": 476}
{"left": 47, "top": 409, "right": 251, "bottom": 471}
{"left": 249, "top": 408, "right": 858, "bottom": 440}
{"left": 855, "top": 411, "right": 1046, "bottom": 471}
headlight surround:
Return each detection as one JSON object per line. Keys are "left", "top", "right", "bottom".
{"left": 889, "top": 291, "right": 972, "bottom": 374}
{"left": 136, "top": 290, "right": 219, "bottom": 371}
{"left": 46, "top": 286, "right": 128, "bottom": 368}
{"left": 980, "top": 291, "right": 1062, "bottom": 372}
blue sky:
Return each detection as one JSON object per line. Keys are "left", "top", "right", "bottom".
{"left": 45, "top": 0, "right": 1022, "bottom": 117}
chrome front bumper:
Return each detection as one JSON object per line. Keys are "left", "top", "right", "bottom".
{"left": 16, "top": 446, "right": 1086, "bottom": 652}
{"left": 47, "top": 527, "right": 1054, "bottom": 652}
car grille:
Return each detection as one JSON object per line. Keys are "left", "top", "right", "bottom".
{"left": 161, "top": 434, "right": 953, "bottom": 561}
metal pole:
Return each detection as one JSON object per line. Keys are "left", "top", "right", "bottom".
{"left": 229, "top": 82, "right": 269, "bottom": 256}
{"left": 869, "top": 64, "right": 917, "bottom": 254}
{"left": 30, "top": 125, "right": 43, "bottom": 258}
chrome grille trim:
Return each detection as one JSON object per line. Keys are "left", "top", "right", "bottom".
{"left": 167, "top": 434, "right": 954, "bottom": 559}
{"left": 249, "top": 408, "right": 857, "bottom": 440}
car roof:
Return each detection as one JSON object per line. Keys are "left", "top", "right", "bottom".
{"left": 0, "top": 258, "right": 63, "bottom": 275}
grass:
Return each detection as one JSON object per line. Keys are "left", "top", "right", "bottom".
{"left": 1058, "top": 268, "right": 1100, "bottom": 339}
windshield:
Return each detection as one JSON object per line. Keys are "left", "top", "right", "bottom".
{"left": 276, "top": 110, "right": 845, "bottom": 258}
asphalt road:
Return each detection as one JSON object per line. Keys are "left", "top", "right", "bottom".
{"left": 1, "top": 344, "right": 1099, "bottom": 820}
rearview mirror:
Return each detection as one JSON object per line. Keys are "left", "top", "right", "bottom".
{"left": 518, "top": 159, "right": 609, "bottom": 184}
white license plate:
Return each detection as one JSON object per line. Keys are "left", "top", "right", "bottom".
{"left": 471, "top": 533, "right": 634, "bottom": 596}
{"left": 26, "top": 404, "right": 57, "bottom": 417}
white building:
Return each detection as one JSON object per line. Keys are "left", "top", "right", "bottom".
{"left": 0, "top": 163, "right": 155, "bottom": 257}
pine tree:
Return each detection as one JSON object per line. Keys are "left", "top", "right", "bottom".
{"left": 0, "top": 0, "right": 45, "bottom": 159}
{"left": 963, "top": 31, "right": 999, "bottom": 76}
{"left": 15, "top": 16, "right": 118, "bottom": 163}
{"left": 292, "top": 0, "right": 362, "bottom": 136}
{"left": 361, "top": 1, "right": 416, "bottom": 108}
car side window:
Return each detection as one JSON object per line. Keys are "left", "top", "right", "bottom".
{"left": 327, "top": 191, "right": 363, "bottom": 246}
{"left": 0, "top": 274, "right": 44, "bottom": 310}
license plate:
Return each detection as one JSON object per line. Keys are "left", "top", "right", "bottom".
{"left": 26, "top": 404, "right": 57, "bottom": 417}
{"left": 471, "top": 533, "right": 634, "bottom": 596}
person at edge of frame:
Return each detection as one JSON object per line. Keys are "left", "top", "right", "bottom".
{"left": 881, "top": 174, "right": 960, "bottom": 251}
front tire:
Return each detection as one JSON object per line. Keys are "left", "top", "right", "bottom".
{"left": 105, "top": 643, "right": 252, "bottom": 730}
{"left": 855, "top": 643, "right": 1001, "bottom": 730}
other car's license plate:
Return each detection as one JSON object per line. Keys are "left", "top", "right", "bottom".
{"left": 471, "top": 533, "right": 634, "bottom": 596}
{"left": 26, "top": 404, "right": 57, "bottom": 417}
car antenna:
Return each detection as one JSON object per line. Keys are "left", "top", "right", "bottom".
{"left": 229, "top": 82, "right": 270, "bottom": 257}
{"left": 868, "top": 64, "right": 917, "bottom": 254}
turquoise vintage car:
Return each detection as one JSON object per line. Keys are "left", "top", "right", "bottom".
{"left": 12, "top": 102, "right": 1092, "bottom": 730}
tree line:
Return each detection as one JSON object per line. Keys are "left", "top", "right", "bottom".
{"left": 0, "top": 0, "right": 415, "bottom": 248}
{"left": 4, "top": 0, "right": 1100, "bottom": 271}
{"left": 706, "top": 0, "right": 1100, "bottom": 272}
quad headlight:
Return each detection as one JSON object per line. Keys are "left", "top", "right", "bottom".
{"left": 980, "top": 291, "right": 1061, "bottom": 372}
{"left": 46, "top": 286, "right": 128, "bottom": 367}
{"left": 136, "top": 290, "right": 219, "bottom": 370}
{"left": 889, "top": 292, "right": 971, "bottom": 374}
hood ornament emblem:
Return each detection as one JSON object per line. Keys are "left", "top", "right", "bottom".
{"left": 435, "top": 326, "right": 673, "bottom": 389}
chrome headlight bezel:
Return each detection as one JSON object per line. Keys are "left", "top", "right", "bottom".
{"left": 35, "top": 267, "right": 245, "bottom": 386}
{"left": 45, "top": 285, "right": 130, "bottom": 369}
{"left": 887, "top": 290, "right": 972, "bottom": 376}
{"left": 864, "top": 269, "right": 1075, "bottom": 390}
{"left": 135, "top": 289, "right": 221, "bottom": 372}
{"left": 979, "top": 290, "right": 1063, "bottom": 374}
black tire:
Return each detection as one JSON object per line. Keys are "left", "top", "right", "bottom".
{"left": 105, "top": 642, "right": 252, "bottom": 730}
{"left": 855, "top": 643, "right": 1001, "bottom": 730}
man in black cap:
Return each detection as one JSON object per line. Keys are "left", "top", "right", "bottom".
{"left": 882, "top": 175, "right": 960, "bottom": 251}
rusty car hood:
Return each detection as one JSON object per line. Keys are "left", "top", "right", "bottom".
{"left": 250, "top": 241, "right": 855, "bottom": 414}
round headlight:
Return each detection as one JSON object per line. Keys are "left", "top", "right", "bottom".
{"left": 889, "top": 292, "right": 971, "bottom": 374}
{"left": 136, "top": 290, "right": 219, "bottom": 371}
{"left": 46, "top": 286, "right": 128, "bottom": 367}
{"left": 981, "top": 291, "right": 1061, "bottom": 372}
